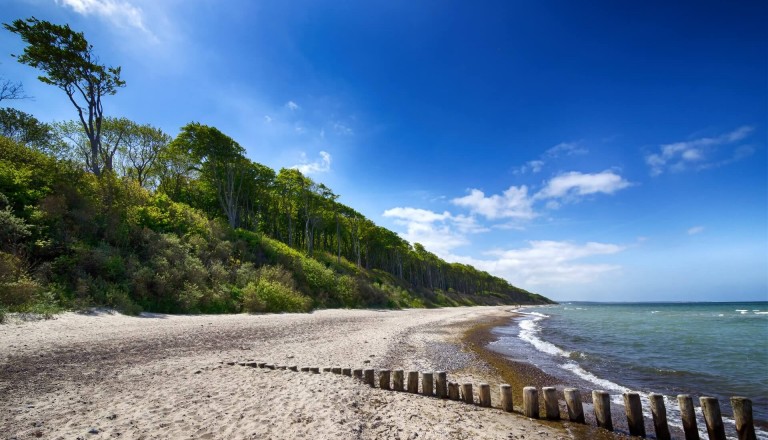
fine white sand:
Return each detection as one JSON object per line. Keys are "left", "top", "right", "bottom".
{"left": 1, "top": 306, "right": 571, "bottom": 439}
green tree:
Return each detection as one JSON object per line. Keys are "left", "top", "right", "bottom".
{"left": 171, "top": 123, "right": 247, "bottom": 228}
{"left": 4, "top": 17, "right": 125, "bottom": 176}
{"left": 122, "top": 123, "right": 171, "bottom": 189}
{"left": 0, "top": 107, "right": 53, "bottom": 152}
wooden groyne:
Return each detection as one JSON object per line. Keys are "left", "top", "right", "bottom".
{"left": 231, "top": 361, "right": 758, "bottom": 440}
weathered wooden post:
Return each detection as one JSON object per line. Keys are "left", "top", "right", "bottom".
{"left": 543, "top": 387, "right": 559, "bottom": 420}
{"left": 332, "top": 366, "right": 342, "bottom": 374}
{"left": 289, "top": 365, "right": 298, "bottom": 372}
{"left": 342, "top": 367, "right": 352, "bottom": 376}
{"left": 478, "top": 383, "right": 491, "bottom": 407}
{"left": 422, "top": 372, "right": 434, "bottom": 396}
{"left": 730, "top": 397, "right": 756, "bottom": 440}
{"left": 310, "top": 367, "right": 319, "bottom": 374}
{"left": 393, "top": 370, "right": 404, "bottom": 391}
{"left": 379, "top": 370, "right": 391, "bottom": 390}
{"left": 564, "top": 388, "right": 585, "bottom": 423}
{"left": 700, "top": 397, "right": 726, "bottom": 440}
{"left": 323, "top": 367, "right": 331, "bottom": 372}
{"left": 300, "top": 366, "right": 310, "bottom": 372}
{"left": 353, "top": 368, "right": 363, "bottom": 379}
{"left": 436, "top": 371, "right": 447, "bottom": 398}
{"left": 407, "top": 371, "right": 419, "bottom": 393}
{"left": 678, "top": 394, "right": 700, "bottom": 440}
{"left": 648, "top": 393, "right": 671, "bottom": 440}
{"left": 462, "top": 383, "right": 474, "bottom": 404}
{"left": 448, "top": 382, "right": 460, "bottom": 400}
{"left": 500, "top": 384, "right": 514, "bottom": 412}
{"left": 624, "top": 392, "right": 646, "bottom": 437}
{"left": 592, "top": 390, "right": 613, "bottom": 431}
{"left": 277, "top": 365, "right": 287, "bottom": 370}
{"left": 257, "top": 362, "right": 267, "bottom": 368}
{"left": 523, "top": 387, "right": 539, "bottom": 418}
{"left": 364, "top": 369, "right": 375, "bottom": 387}
{"left": 266, "top": 364, "right": 276, "bottom": 370}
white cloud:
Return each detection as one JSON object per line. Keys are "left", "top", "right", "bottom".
{"left": 291, "top": 151, "right": 331, "bottom": 174}
{"left": 545, "top": 141, "right": 588, "bottom": 158}
{"left": 286, "top": 101, "right": 300, "bottom": 111}
{"left": 452, "top": 186, "right": 536, "bottom": 220}
{"left": 688, "top": 226, "right": 705, "bottom": 235}
{"left": 57, "top": 0, "right": 150, "bottom": 33}
{"left": 449, "top": 240, "right": 625, "bottom": 286}
{"left": 536, "top": 171, "right": 631, "bottom": 200}
{"left": 382, "top": 207, "right": 487, "bottom": 256}
{"left": 514, "top": 141, "right": 587, "bottom": 174}
{"left": 646, "top": 126, "right": 755, "bottom": 176}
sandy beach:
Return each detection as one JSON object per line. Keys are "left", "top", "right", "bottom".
{"left": 1, "top": 306, "right": 582, "bottom": 440}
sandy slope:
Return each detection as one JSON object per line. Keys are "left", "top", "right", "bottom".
{"left": 1, "top": 307, "right": 569, "bottom": 439}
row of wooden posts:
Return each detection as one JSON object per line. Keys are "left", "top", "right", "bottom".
{"left": 236, "top": 361, "right": 757, "bottom": 440}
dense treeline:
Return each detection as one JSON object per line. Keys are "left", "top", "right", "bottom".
{"left": 0, "top": 17, "right": 552, "bottom": 318}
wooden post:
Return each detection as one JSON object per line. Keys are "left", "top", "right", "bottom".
{"left": 353, "top": 369, "right": 363, "bottom": 379}
{"left": 462, "top": 383, "right": 474, "bottom": 404}
{"left": 332, "top": 366, "right": 341, "bottom": 374}
{"left": 592, "top": 390, "right": 613, "bottom": 431}
{"left": 289, "top": 365, "right": 298, "bottom": 372}
{"left": 678, "top": 394, "right": 700, "bottom": 440}
{"left": 564, "top": 388, "right": 585, "bottom": 423}
{"left": 479, "top": 383, "right": 491, "bottom": 407}
{"left": 323, "top": 367, "right": 331, "bottom": 372}
{"left": 364, "top": 369, "right": 375, "bottom": 386}
{"left": 393, "top": 370, "right": 404, "bottom": 391}
{"left": 277, "top": 365, "right": 287, "bottom": 370}
{"left": 500, "top": 384, "right": 514, "bottom": 412}
{"left": 342, "top": 368, "right": 352, "bottom": 376}
{"left": 523, "top": 387, "right": 539, "bottom": 418}
{"left": 624, "top": 392, "right": 646, "bottom": 437}
{"left": 448, "top": 382, "right": 460, "bottom": 400}
{"left": 379, "top": 370, "right": 391, "bottom": 390}
{"left": 257, "top": 362, "right": 267, "bottom": 368}
{"left": 266, "top": 364, "right": 276, "bottom": 370}
{"left": 649, "top": 393, "right": 671, "bottom": 440}
{"left": 407, "top": 371, "right": 419, "bottom": 393}
{"left": 700, "top": 397, "right": 726, "bottom": 440}
{"left": 300, "top": 366, "right": 309, "bottom": 372}
{"left": 543, "top": 387, "right": 559, "bottom": 420}
{"left": 422, "top": 372, "right": 434, "bottom": 396}
{"left": 436, "top": 371, "right": 447, "bottom": 398}
{"left": 310, "top": 367, "right": 319, "bottom": 374}
{"left": 730, "top": 397, "right": 756, "bottom": 440}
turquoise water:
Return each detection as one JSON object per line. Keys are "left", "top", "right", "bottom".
{"left": 490, "top": 302, "right": 768, "bottom": 438}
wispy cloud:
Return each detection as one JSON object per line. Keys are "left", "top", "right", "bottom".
{"left": 687, "top": 226, "right": 705, "bottom": 235}
{"left": 514, "top": 141, "right": 588, "bottom": 174}
{"left": 450, "top": 240, "right": 625, "bottom": 286}
{"left": 645, "top": 126, "right": 755, "bottom": 176}
{"left": 535, "top": 170, "right": 631, "bottom": 200}
{"left": 286, "top": 100, "right": 300, "bottom": 111}
{"left": 57, "top": 0, "right": 151, "bottom": 34}
{"left": 291, "top": 151, "right": 331, "bottom": 174}
{"left": 452, "top": 186, "right": 536, "bottom": 220}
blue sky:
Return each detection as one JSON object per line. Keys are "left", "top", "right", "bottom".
{"left": 1, "top": 0, "right": 766, "bottom": 302}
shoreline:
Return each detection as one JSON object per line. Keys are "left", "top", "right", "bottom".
{"left": 461, "top": 311, "right": 631, "bottom": 440}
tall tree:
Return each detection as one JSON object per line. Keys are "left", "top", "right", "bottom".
{"left": 122, "top": 123, "right": 170, "bottom": 189}
{"left": 171, "top": 123, "right": 247, "bottom": 228}
{"left": 4, "top": 17, "right": 125, "bottom": 176}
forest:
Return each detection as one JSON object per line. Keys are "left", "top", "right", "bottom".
{"left": 0, "top": 18, "right": 552, "bottom": 319}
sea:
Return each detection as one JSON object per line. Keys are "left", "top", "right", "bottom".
{"left": 488, "top": 302, "right": 768, "bottom": 439}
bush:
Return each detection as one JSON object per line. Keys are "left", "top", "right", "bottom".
{"left": 241, "top": 278, "right": 311, "bottom": 313}
{"left": 0, "top": 277, "right": 42, "bottom": 307}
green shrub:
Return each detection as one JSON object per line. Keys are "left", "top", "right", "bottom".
{"left": 241, "top": 278, "right": 311, "bottom": 313}
{"left": 0, "top": 277, "right": 41, "bottom": 307}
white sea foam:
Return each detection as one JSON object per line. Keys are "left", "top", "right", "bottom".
{"left": 517, "top": 316, "right": 570, "bottom": 357}
{"left": 560, "top": 361, "right": 629, "bottom": 393}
